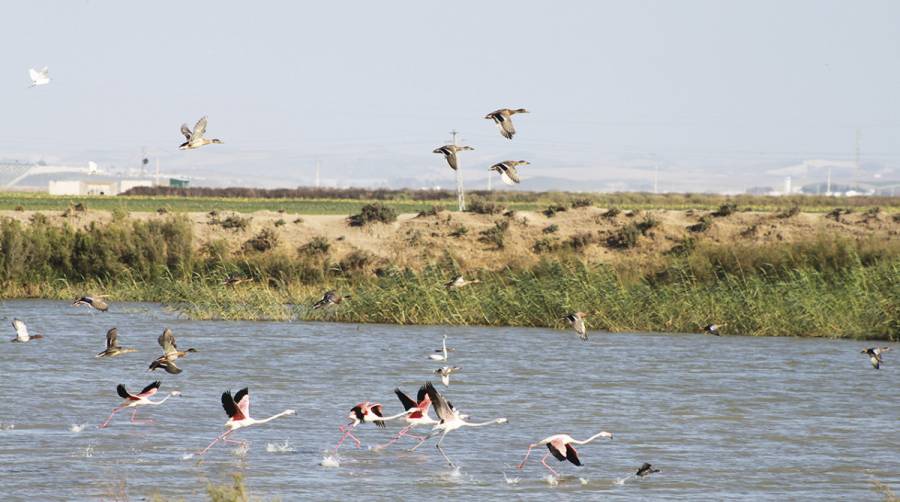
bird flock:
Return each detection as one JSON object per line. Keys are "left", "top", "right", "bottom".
{"left": 17, "top": 67, "right": 895, "bottom": 487}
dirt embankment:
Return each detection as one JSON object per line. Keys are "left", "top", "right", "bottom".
{"left": 2, "top": 207, "right": 898, "bottom": 270}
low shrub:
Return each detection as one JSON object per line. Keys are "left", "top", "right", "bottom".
{"left": 543, "top": 224, "right": 559, "bottom": 234}
{"left": 466, "top": 197, "right": 506, "bottom": 215}
{"left": 543, "top": 204, "right": 567, "bottom": 218}
{"left": 449, "top": 225, "right": 469, "bottom": 238}
{"left": 570, "top": 198, "right": 594, "bottom": 209}
{"left": 607, "top": 224, "right": 640, "bottom": 249}
{"left": 298, "top": 236, "right": 331, "bottom": 256}
{"left": 348, "top": 203, "right": 397, "bottom": 226}
{"left": 242, "top": 228, "right": 278, "bottom": 252}
{"left": 478, "top": 220, "right": 510, "bottom": 249}
{"left": 712, "top": 202, "right": 737, "bottom": 217}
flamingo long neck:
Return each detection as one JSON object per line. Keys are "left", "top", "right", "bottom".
{"left": 379, "top": 410, "right": 412, "bottom": 422}
{"left": 463, "top": 418, "right": 504, "bottom": 427}
{"left": 253, "top": 410, "right": 293, "bottom": 425}
{"left": 147, "top": 394, "right": 174, "bottom": 405}
{"left": 573, "top": 432, "right": 610, "bottom": 445}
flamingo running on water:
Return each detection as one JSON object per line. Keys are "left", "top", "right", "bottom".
{"left": 96, "top": 328, "right": 136, "bottom": 357}
{"left": 196, "top": 388, "right": 295, "bottom": 455}
{"left": 148, "top": 328, "right": 196, "bottom": 374}
{"left": 73, "top": 295, "right": 109, "bottom": 312}
{"left": 335, "top": 401, "right": 412, "bottom": 450}
{"left": 99, "top": 381, "right": 181, "bottom": 428}
{"left": 517, "top": 431, "right": 613, "bottom": 476}
{"left": 10, "top": 319, "right": 43, "bottom": 342}
{"left": 375, "top": 386, "right": 438, "bottom": 450}
{"left": 410, "top": 382, "right": 507, "bottom": 468}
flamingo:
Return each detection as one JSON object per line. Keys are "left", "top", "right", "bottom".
{"left": 335, "top": 401, "right": 411, "bottom": 450}
{"left": 861, "top": 347, "right": 891, "bottom": 369}
{"left": 96, "top": 328, "right": 136, "bottom": 357}
{"left": 179, "top": 116, "right": 224, "bottom": 150}
{"left": 148, "top": 328, "right": 196, "bottom": 374}
{"left": 313, "top": 290, "right": 350, "bottom": 310}
{"left": 99, "top": 381, "right": 181, "bottom": 428}
{"left": 434, "top": 366, "right": 461, "bottom": 387}
{"left": 197, "top": 388, "right": 295, "bottom": 455}
{"left": 484, "top": 108, "right": 528, "bottom": 140}
{"left": 10, "top": 319, "right": 42, "bottom": 342}
{"left": 445, "top": 275, "right": 480, "bottom": 290}
{"left": 73, "top": 295, "right": 109, "bottom": 312}
{"left": 28, "top": 67, "right": 50, "bottom": 87}
{"left": 429, "top": 335, "right": 454, "bottom": 361}
{"left": 564, "top": 312, "right": 589, "bottom": 341}
{"left": 636, "top": 463, "right": 660, "bottom": 477}
{"left": 375, "top": 386, "right": 438, "bottom": 449}
{"left": 517, "top": 431, "right": 613, "bottom": 476}
{"left": 410, "top": 382, "right": 507, "bottom": 468}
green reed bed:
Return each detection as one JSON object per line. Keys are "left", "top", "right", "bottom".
{"left": 1, "top": 215, "right": 897, "bottom": 339}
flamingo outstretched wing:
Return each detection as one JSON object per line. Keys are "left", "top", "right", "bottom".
{"left": 234, "top": 387, "right": 250, "bottom": 418}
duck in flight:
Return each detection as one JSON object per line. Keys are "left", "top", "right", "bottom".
{"left": 96, "top": 328, "right": 137, "bottom": 357}
{"left": 28, "top": 67, "right": 50, "bottom": 87}
{"left": 148, "top": 328, "right": 196, "bottom": 374}
{"left": 434, "top": 365, "right": 461, "bottom": 387}
{"left": 490, "top": 160, "right": 529, "bottom": 185}
{"left": 445, "top": 275, "right": 480, "bottom": 290}
{"left": 517, "top": 431, "right": 613, "bottom": 477}
{"left": 10, "top": 319, "right": 42, "bottom": 342}
{"left": 433, "top": 144, "right": 474, "bottom": 171}
{"left": 484, "top": 108, "right": 528, "bottom": 140}
{"left": 312, "top": 290, "right": 350, "bottom": 309}
{"left": 564, "top": 312, "right": 589, "bottom": 341}
{"left": 703, "top": 323, "right": 724, "bottom": 336}
{"left": 179, "top": 116, "right": 223, "bottom": 150}
{"left": 73, "top": 295, "right": 109, "bottom": 312}
{"left": 636, "top": 463, "right": 660, "bottom": 477}
{"left": 861, "top": 347, "right": 891, "bottom": 369}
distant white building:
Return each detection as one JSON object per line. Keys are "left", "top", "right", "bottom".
{"left": 48, "top": 178, "right": 155, "bottom": 196}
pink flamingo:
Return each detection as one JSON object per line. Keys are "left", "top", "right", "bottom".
{"left": 99, "top": 381, "right": 181, "bottom": 428}
{"left": 517, "top": 431, "right": 613, "bottom": 476}
{"left": 335, "top": 401, "right": 411, "bottom": 450}
{"left": 375, "top": 386, "right": 438, "bottom": 450}
{"left": 197, "top": 388, "right": 295, "bottom": 455}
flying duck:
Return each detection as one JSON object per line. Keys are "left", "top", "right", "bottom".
{"left": 484, "top": 108, "right": 528, "bottom": 140}
{"left": 96, "top": 328, "right": 137, "bottom": 357}
{"left": 10, "top": 319, "right": 42, "bottom": 342}
{"left": 703, "top": 323, "right": 724, "bottom": 336}
{"left": 564, "top": 312, "right": 589, "bottom": 341}
{"left": 73, "top": 295, "right": 109, "bottom": 312}
{"left": 312, "top": 290, "right": 350, "bottom": 309}
{"left": 636, "top": 463, "right": 660, "bottom": 477}
{"left": 861, "top": 347, "right": 891, "bottom": 369}
{"left": 433, "top": 145, "right": 474, "bottom": 171}
{"left": 179, "top": 116, "right": 223, "bottom": 150}
{"left": 490, "top": 160, "right": 529, "bottom": 185}
{"left": 148, "top": 328, "right": 197, "bottom": 374}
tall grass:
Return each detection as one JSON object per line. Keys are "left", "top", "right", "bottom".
{"left": 1, "top": 215, "right": 897, "bottom": 339}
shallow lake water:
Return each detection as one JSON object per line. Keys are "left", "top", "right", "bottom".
{"left": 0, "top": 299, "right": 897, "bottom": 501}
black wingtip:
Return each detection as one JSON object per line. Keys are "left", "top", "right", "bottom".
{"left": 116, "top": 384, "right": 129, "bottom": 399}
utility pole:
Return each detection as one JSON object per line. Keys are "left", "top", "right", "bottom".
{"left": 854, "top": 129, "right": 861, "bottom": 191}
{"left": 451, "top": 129, "right": 465, "bottom": 211}
{"left": 315, "top": 160, "right": 320, "bottom": 188}
{"left": 155, "top": 158, "right": 160, "bottom": 187}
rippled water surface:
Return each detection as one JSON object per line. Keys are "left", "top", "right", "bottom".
{"left": 1, "top": 300, "right": 897, "bottom": 501}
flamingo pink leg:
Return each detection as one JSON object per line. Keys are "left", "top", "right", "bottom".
{"left": 99, "top": 406, "right": 125, "bottom": 428}
{"left": 335, "top": 425, "right": 361, "bottom": 449}
{"left": 197, "top": 430, "right": 232, "bottom": 456}
{"left": 540, "top": 452, "right": 559, "bottom": 477}
{"left": 130, "top": 408, "right": 155, "bottom": 425}
{"left": 518, "top": 445, "right": 535, "bottom": 469}
{"left": 223, "top": 436, "right": 248, "bottom": 448}
{"left": 375, "top": 425, "right": 421, "bottom": 449}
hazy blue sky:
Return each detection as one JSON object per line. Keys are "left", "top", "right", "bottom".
{"left": 3, "top": 0, "right": 899, "bottom": 191}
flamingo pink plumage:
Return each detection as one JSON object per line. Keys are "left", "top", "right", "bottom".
{"left": 99, "top": 381, "right": 180, "bottom": 428}
{"left": 196, "top": 387, "right": 295, "bottom": 455}
{"left": 517, "top": 431, "right": 613, "bottom": 476}
{"left": 375, "top": 386, "right": 438, "bottom": 449}
{"left": 335, "top": 400, "right": 411, "bottom": 450}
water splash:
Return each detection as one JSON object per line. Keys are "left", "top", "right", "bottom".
{"left": 265, "top": 440, "right": 295, "bottom": 453}
{"left": 83, "top": 445, "right": 94, "bottom": 458}
{"left": 544, "top": 474, "right": 559, "bottom": 486}
{"left": 181, "top": 453, "right": 195, "bottom": 461}
{"left": 579, "top": 477, "right": 589, "bottom": 485}
{"left": 614, "top": 475, "right": 632, "bottom": 486}
{"left": 70, "top": 423, "right": 86, "bottom": 433}
{"left": 231, "top": 443, "right": 249, "bottom": 457}
{"left": 320, "top": 455, "right": 340, "bottom": 468}
{"left": 502, "top": 472, "right": 520, "bottom": 485}
{"left": 0, "top": 422, "right": 14, "bottom": 431}
{"left": 440, "top": 466, "right": 462, "bottom": 481}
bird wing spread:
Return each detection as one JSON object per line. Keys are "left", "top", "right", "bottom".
{"left": 235, "top": 388, "right": 250, "bottom": 418}
{"left": 192, "top": 116, "right": 208, "bottom": 139}
{"left": 12, "top": 319, "right": 28, "bottom": 341}
{"left": 425, "top": 382, "right": 455, "bottom": 422}
{"left": 138, "top": 381, "right": 161, "bottom": 398}
{"left": 395, "top": 388, "right": 417, "bottom": 411}
{"left": 158, "top": 329, "right": 177, "bottom": 355}
{"left": 117, "top": 384, "right": 134, "bottom": 400}
{"left": 222, "top": 390, "right": 242, "bottom": 419}
{"left": 547, "top": 441, "right": 567, "bottom": 461}
{"left": 106, "top": 328, "right": 118, "bottom": 349}
{"left": 500, "top": 168, "right": 519, "bottom": 185}
{"left": 180, "top": 124, "right": 193, "bottom": 140}
{"left": 565, "top": 444, "right": 582, "bottom": 466}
